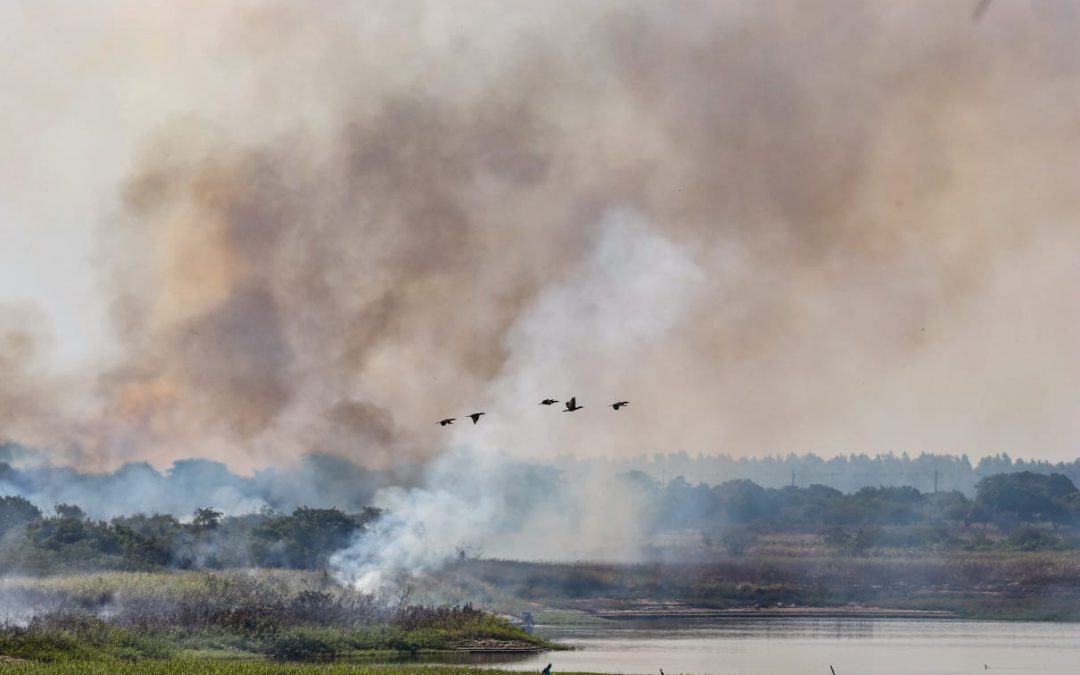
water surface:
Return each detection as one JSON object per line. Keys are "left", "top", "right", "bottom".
{"left": 487, "top": 618, "right": 1080, "bottom": 675}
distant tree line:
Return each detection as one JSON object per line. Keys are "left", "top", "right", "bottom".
{"left": 2, "top": 470, "right": 1078, "bottom": 573}
{"left": 0, "top": 442, "right": 421, "bottom": 520}
{"left": 628, "top": 470, "right": 1080, "bottom": 532}
{"left": 571, "top": 451, "right": 1080, "bottom": 496}
{"left": 0, "top": 498, "right": 380, "bottom": 574}
{"left": 5, "top": 441, "right": 1080, "bottom": 521}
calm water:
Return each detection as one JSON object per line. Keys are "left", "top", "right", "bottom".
{"left": 481, "top": 618, "right": 1080, "bottom": 675}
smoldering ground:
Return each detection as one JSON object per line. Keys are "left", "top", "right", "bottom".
{"left": 2, "top": 1, "right": 1080, "bottom": 589}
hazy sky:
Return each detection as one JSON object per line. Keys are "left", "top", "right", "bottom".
{"left": 2, "top": 1, "right": 1079, "bottom": 470}
{"left": 0, "top": 2, "right": 228, "bottom": 368}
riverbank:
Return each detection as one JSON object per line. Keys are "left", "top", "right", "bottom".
{"left": 4, "top": 544, "right": 1079, "bottom": 669}
{"left": 426, "top": 547, "right": 1080, "bottom": 622}
{"left": 589, "top": 605, "right": 954, "bottom": 620}
{"left": 501, "top": 615, "right": 1080, "bottom": 675}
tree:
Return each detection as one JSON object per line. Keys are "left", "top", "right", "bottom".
{"left": 191, "top": 507, "right": 223, "bottom": 533}
{"left": 1059, "top": 492, "right": 1080, "bottom": 528}
{"left": 54, "top": 503, "right": 85, "bottom": 520}
{"left": 715, "top": 479, "right": 774, "bottom": 523}
{"left": 252, "top": 507, "right": 360, "bottom": 569}
{"left": 27, "top": 512, "right": 88, "bottom": 550}
{"left": 976, "top": 472, "right": 1078, "bottom": 525}
{"left": 1006, "top": 526, "right": 1061, "bottom": 551}
{"left": 0, "top": 495, "right": 41, "bottom": 537}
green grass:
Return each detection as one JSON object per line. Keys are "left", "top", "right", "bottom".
{"left": 0, "top": 617, "right": 174, "bottom": 662}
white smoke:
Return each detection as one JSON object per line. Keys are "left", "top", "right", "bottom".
{"left": 330, "top": 210, "right": 706, "bottom": 592}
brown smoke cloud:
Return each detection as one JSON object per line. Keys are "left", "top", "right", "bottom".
{"left": 0, "top": 306, "right": 52, "bottom": 437}
{"left": 3, "top": 0, "right": 1080, "bottom": 470}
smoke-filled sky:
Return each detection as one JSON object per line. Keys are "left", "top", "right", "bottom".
{"left": 2, "top": 0, "right": 1080, "bottom": 472}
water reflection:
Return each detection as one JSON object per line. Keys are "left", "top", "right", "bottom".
{"left": 463, "top": 618, "right": 1080, "bottom": 675}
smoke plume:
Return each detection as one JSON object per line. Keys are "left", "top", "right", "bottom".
{"left": 2, "top": 0, "right": 1080, "bottom": 586}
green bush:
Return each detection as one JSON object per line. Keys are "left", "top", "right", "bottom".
{"left": 0, "top": 614, "right": 174, "bottom": 662}
{"left": 1006, "top": 526, "right": 1063, "bottom": 551}
{"left": 258, "top": 627, "right": 346, "bottom": 660}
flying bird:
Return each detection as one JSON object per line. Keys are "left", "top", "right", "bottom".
{"left": 563, "top": 397, "right": 583, "bottom": 412}
{"left": 540, "top": 399, "right": 559, "bottom": 405}
{"left": 438, "top": 418, "right": 455, "bottom": 426}
{"left": 467, "top": 412, "right": 486, "bottom": 424}
{"left": 610, "top": 401, "right": 629, "bottom": 410}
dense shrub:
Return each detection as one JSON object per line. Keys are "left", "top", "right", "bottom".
{"left": 0, "top": 495, "right": 41, "bottom": 538}
{"left": 0, "top": 613, "right": 174, "bottom": 662}
{"left": 1005, "top": 526, "right": 1064, "bottom": 551}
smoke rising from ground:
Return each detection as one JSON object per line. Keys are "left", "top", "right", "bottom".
{"left": 2, "top": 0, "right": 1080, "bottom": 586}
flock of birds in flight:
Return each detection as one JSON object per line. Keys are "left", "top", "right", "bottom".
{"left": 438, "top": 397, "right": 629, "bottom": 426}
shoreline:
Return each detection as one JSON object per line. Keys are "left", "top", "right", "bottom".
{"left": 589, "top": 606, "right": 956, "bottom": 620}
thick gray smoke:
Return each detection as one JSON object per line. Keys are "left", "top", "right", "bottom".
{"left": 0, "top": 443, "right": 419, "bottom": 519}
{"left": 332, "top": 212, "right": 697, "bottom": 588}
{"left": 2, "top": 1, "right": 1080, "bottom": 589}
{"left": 3, "top": 0, "right": 1080, "bottom": 468}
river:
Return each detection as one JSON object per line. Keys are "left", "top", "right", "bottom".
{"left": 476, "top": 617, "right": 1080, "bottom": 675}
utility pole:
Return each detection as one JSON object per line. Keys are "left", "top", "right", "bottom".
{"left": 791, "top": 470, "right": 795, "bottom": 488}
{"left": 934, "top": 469, "right": 939, "bottom": 494}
